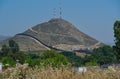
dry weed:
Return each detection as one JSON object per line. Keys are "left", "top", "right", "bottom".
{"left": 0, "top": 65, "right": 120, "bottom": 79}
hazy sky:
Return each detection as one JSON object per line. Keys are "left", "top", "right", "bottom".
{"left": 0, "top": 0, "right": 120, "bottom": 44}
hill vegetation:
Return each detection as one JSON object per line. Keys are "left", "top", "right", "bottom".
{"left": 0, "top": 40, "right": 118, "bottom": 68}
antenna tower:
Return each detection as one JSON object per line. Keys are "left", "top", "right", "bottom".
{"left": 59, "top": 0, "right": 62, "bottom": 18}
{"left": 53, "top": 8, "right": 56, "bottom": 18}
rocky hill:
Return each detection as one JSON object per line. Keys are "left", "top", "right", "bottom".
{"left": 0, "top": 18, "right": 103, "bottom": 51}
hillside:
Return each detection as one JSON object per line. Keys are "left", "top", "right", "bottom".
{"left": 0, "top": 18, "right": 102, "bottom": 51}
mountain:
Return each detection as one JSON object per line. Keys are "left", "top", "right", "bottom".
{"left": 0, "top": 35, "right": 10, "bottom": 41}
{"left": 0, "top": 18, "right": 103, "bottom": 51}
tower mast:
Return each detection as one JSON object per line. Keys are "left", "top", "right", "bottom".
{"left": 59, "top": 0, "right": 62, "bottom": 19}
{"left": 53, "top": 8, "right": 56, "bottom": 18}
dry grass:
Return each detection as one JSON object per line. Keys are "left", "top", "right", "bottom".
{"left": 1, "top": 64, "right": 120, "bottom": 79}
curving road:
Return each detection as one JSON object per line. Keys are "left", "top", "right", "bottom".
{"left": 16, "top": 33, "right": 64, "bottom": 51}
{"left": 16, "top": 33, "right": 92, "bottom": 54}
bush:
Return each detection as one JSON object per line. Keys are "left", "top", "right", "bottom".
{"left": 9, "top": 52, "right": 27, "bottom": 64}
{"left": 2, "top": 56, "right": 16, "bottom": 68}
{"left": 40, "top": 50, "right": 70, "bottom": 67}
{"left": 25, "top": 57, "right": 40, "bottom": 67}
{"left": 41, "top": 50, "right": 58, "bottom": 59}
{"left": 24, "top": 50, "right": 70, "bottom": 67}
{"left": 85, "top": 61, "right": 99, "bottom": 66}
{"left": 61, "top": 51, "right": 84, "bottom": 67}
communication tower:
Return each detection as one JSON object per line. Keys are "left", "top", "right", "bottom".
{"left": 53, "top": 8, "right": 56, "bottom": 18}
{"left": 59, "top": 0, "right": 62, "bottom": 18}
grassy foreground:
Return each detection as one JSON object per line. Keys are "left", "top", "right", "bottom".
{"left": 0, "top": 64, "right": 120, "bottom": 79}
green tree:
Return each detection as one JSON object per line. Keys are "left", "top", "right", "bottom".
{"left": 61, "top": 51, "right": 84, "bottom": 67}
{"left": 1, "top": 44, "right": 11, "bottom": 56}
{"left": 9, "top": 40, "right": 19, "bottom": 53}
{"left": 80, "top": 54, "right": 99, "bottom": 66}
{"left": 9, "top": 52, "right": 26, "bottom": 64}
{"left": 113, "top": 20, "right": 120, "bottom": 61}
{"left": 92, "top": 45, "right": 117, "bottom": 65}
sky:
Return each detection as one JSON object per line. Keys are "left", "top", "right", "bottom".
{"left": 0, "top": 0, "right": 120, "bottom": 44}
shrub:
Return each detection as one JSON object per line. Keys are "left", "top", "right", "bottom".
{"left": 39, "top": 50, "right": 70, "bottom": 67}
{"left": 25, "top": 57, "right": 40, "bottom": 67}
{"left": 85, "top": 61, "right": 99, "bottom": 66}
{"left": 61, "top": 51, "right": 84, "bottom": 66}
{"left": 2, "top": 56, "right": 16, "bottom": 68}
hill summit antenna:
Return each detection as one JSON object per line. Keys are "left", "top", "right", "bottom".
{"left": 53, "top": 8, "right": 56, "bottom": 18}
{"left": 59, "top": 0, "right": 62, "bottom": 18}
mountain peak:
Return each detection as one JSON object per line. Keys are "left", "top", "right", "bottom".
{"left": 49, "top": 18, "right": 67, "bottom": 22}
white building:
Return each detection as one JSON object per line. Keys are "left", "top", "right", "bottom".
{"left": 0, "top": 63, "right": 2, "bottom": 73}
{"left": 72, "top": 67, "right": 87, "bottom": 73}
